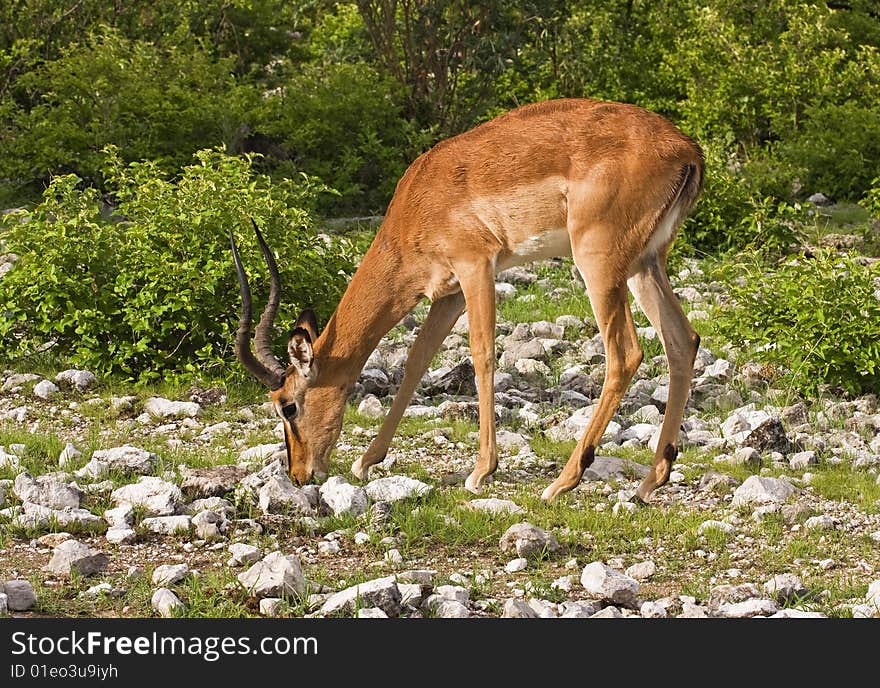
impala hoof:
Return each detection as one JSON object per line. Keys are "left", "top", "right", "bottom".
{"left": 541, "top": 482, "right": 562, "bottom": 502}
{"left": 629, "top": 493, "right": 648, "bottom": 506}
{"left": 464, "top": 471, "right": 485, "bottom": 494}
{"left": 350, "top": 458, "right": 369, "bottom": 481}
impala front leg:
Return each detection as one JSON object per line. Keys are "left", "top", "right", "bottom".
{"left": 458, "top": 259, "right": 498, "bottom": 493}
{"left": 352, "top": 292, "right": 466, "bottom": 480}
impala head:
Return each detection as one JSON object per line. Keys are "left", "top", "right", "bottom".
{"left": 230, "top": 221, "right": 337, "bottom": 483}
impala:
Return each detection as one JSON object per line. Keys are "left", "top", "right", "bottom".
{"left": 231, "top": 98, "right": 704, "bottom": 503}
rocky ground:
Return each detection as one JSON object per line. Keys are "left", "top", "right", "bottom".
{"left": 1, "top": 256, "right": 879, "bottom": 619}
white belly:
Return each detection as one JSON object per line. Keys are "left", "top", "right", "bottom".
{"left": 496, "top": 227, "right": 572, "bottom": 272}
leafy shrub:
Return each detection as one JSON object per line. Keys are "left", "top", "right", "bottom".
{"left": 709, "top": 250, "right": 880, "bottom": 396}
{"left": 251, "top": 60, "right": 410, "bottom": 215}
{"left": 0, "top": 148, "right": 357, "bottom": 381}
{"left": 779, "top": 102, "right": 880, "bottom": 201}
{"left": 1, "top": 28, "right": 243, "bottom": 187}
{"left": 680, "top": 145, "right": 805, "bottom": 254}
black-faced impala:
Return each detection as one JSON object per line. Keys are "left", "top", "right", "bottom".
{"left": 230, "top": 98, "right": 704, "bottom": 503}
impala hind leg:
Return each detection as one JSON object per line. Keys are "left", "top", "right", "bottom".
{"left": 542, "top": 256, "right": 643, "bottom": 501}
{"left": 352, "top": 292, "right": 466, "bottom": 480}
{"left": 627, "top": 255, "right": 699, "bottom": 501}
{"left": 456, "top": 259, "right": 497, "bottom": 493}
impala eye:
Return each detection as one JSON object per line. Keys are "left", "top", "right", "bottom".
{"left": 281, "top": 403, "right": 298, "bottom": 420}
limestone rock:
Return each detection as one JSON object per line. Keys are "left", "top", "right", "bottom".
{"left": 731, "top": 475, "right": 797, "bottom": 507}
{"left": 320, "top": 576, "right": 401, "bottom": 617}
{"left": 580, "top": 562, "right": 640, "bottom": 608}
{"left": 151, "top": 588, "right": 184, "bottom": 617}
{"left": 237, "top": 551, "right": 306, "bottom": 599}
{"left": 111, "top": 477, "right": 183, "bottom": 516}
{"left": 499, "top": 522, "right": 560, "bottom": 558}
{"left": 365, "top": 475, "right": 433, "bottom": 503}
{"left": 319, "top": 476, "right": 368, "bottom": 517}
{"left": 45, "top": 540, "right": 108, "bottom": 577}
{"left": 14, "top": 471, "right": 82, "bottom": 510}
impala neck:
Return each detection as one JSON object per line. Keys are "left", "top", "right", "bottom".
{"left": 311, "top": 240, "right": 416, "bottom": 393}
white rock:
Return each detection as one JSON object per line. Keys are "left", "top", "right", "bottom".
{"left": 320, "top": 576, "right": 401, "bottom": 617}
{"left": 559, "top": 600, "right": 603, "bottom": 618}
{"left": 151, "top": 588, "right": 184, "bottom": 617}
{"left": 769, "top": 609, "right": 826, "bottom": 618}
{"left": 590, "top": 606, "right": 623, "bottom": 618}
{"left": 16, "top": 503, "right": 103, "bottom": 529}
{"left": 104, "top": 505, "right": 135, "bottom": 527}
{"left": 580, "top": 562, "right": 640, "bottom": 607}
{"left": 804, "top": 515, "right": 837, "bottom": 531}
{"left": 495, "top": 282, "right": 517, "bottom": 300}
{"left": 44, "top": 540, "right": 108, "bottom": 577}
{"left": 505, "top": 558, "right": 528, "bottom": 573}
{"left": 384, "top": 548, "right": 403, "bottom": 564}
{"left": 703, "top": 358, "right": 732, "bottom": 379}
{"left": 55, "top": 369, "right": 97, "bottom": 391}
{"left": 105, "top": 527, "right": 137, "bottom": 544}
{"left": 237, "top": 551, "right": 306, "bottom": 599}
{"left": 715, "top": 599, "right": 778, "bottom": 618}
{"left": 640, "top": 601, "right": 668, "bottom": 618}
{"left": 354, "top": 532, "right": 371, "bottom": 546}
{"left": 144, "top": 397, "right": 200, "bottom": 419}
{"left": 468, "top": 498, "right": 524, "bottom": 515}
{"left": 731, "top": 475, "right": 797, "bottom": 507}
{"left": 33, "top": 379, "right": 59, "bottom": 400}
{"left": 499, "top": 522, "right": 560, "bottom": 558}
{"left": 13, "top": 471, "right": 82, "bottom": 510}
{"left": 141, "top": 515, "right": 192, "bottom": 534}
{"left": 58, "top": 443, "right": 83, "bottom": 467}
{"left": 625, "top": 561, "right": 656, "bottom": 581}
{"left": 546, "top": 405, "right": 621, "bottom": 443}
{"left": 152, "top": 564, "right": 191, "bottom": 586}
{"left": 319, "top": 540, "right": 341, "bottom": 556}
{"left": 424, "top": 596, "right": 471, "bottom": 618}
{"left": 503, "top": 598, "right": 538, "bottom": 618}
{"left": 86, "top": 445, "right": 158, "bottom": 476}
{"left": 763, "top": 574, "right": 807, "bottom": 602}
{"left": 698, "top": 520, "right": 737, "bottom": 535}
{"left": 111, "top": 477, "right": 183, "bottom": 516}
{"left": 258, "top": 475, "right": 313, "bottom": 515}
{"left": 612, "top": 501, "right": 638, "bottom": 517}
{"left": 238, "top": 444, "right": 284, "bottom": 463}
{"left": 260, "top": 598, "right": 285, "bottom": 617}
{"left": 866, "top": 580, "right": 880, "bottom": 611}
{"left": 357, "top": 395, "right": 384, "bottom": 419}
{"left": 789, "top": 451, "right": 818, "bottom": 469}
{"left": 0, "top": 592, "right": 7, "bottom": 614}
{"left": 192, "top": 510, "right": 223, "bottom": 539}
{"left": 552, "top": 575, "right": 575, "bottom": 592}
{"left": 436, "top": 585, "right": 469, "bottom": 605}
{"left": 365, "top": 475, "right": 433, "bottom": 503}
{"left": 357, "top": 607, "right": 388, "bottom": 618}
{"left": 227, "top": 543, "right": 262, "bottom": 567}
{"left": 4, "top": 580, "right": 36, "bottom": 610}
{"left": 319, "top": 476, "right": 368, "bottom": 517}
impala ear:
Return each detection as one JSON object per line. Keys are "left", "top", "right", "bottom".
{"left": 287, "top": 310, "right": 319, "bottom": 376}
{"left": 294, "top": 309, "right": 319, "bottom": 343}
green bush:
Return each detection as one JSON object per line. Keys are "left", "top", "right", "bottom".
{"left": 709, "top": 250, "right": 880, "bottom": 396}
{"left": 252, "top": 60, "right": 410, "bottom": 215}
{"left": 779, "top": 102, "right": 880, "bottom": 201}
{"left": 1, "top": 27, "right": 243, "bottom": 187}
{"left": 0, "top": 148, "right": 357, "bottom": 381}
{"left": 680, "top": 144, "right": 804, "bottom": 254}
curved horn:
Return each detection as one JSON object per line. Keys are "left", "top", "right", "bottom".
{"left": 230, "top": 228, "right": 284, "bottom": 390}
{"left": 251, "top": 219, "right": 287, "bottom": 380}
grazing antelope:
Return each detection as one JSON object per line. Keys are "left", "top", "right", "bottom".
{"left": 231, "top": 98, "right": 703, "bottom": 503}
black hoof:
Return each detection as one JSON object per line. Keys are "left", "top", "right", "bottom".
{"left": 629, "top": 494, "right": 648, "bottom": 507}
